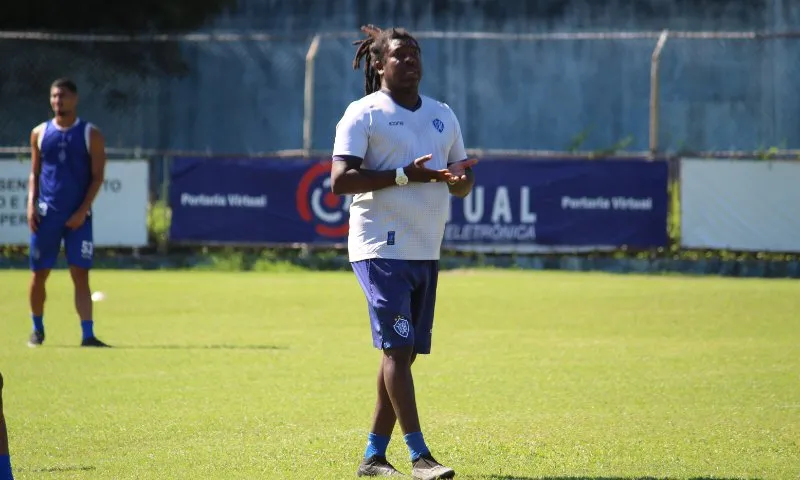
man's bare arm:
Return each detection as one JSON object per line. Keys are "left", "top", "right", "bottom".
{"left": 75, "top": 127, "right": 107, "bottom": 215}
{"left": 28, "top": 128, "right": 41, "bottom": 209}
{"left": 330, "top": 154, "right": 453, "bottom": 195}
{"left": 330, "top": 156, "right": 397, "bottom": 195}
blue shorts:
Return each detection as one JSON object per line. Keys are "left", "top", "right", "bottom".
{"left": 30, "top": 212, "right": 94, "bottom": 271}
{"left": 351, "top": 258, "right": 440, "bottom": 355}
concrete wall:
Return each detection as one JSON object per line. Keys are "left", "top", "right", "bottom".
{"left": 1, "top": 0, "right": 796, "bottom": 153}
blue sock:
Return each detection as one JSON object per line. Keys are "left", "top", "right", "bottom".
{"left": 364, "top": 432, "right": 391, "bottom": 459}
{"left": 80, "top": 320, "right": 94, "bottom": 340}
{"left": 32, "top": 314, "right": 44, "bottom": 334}
{"left": 403, "top": 431, "right": 430, "bottom": 461}
{"left": 0, "top": 454, "right": 12, "bottom": 480}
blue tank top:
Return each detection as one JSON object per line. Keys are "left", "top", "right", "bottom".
{"left": 37, "top": 118, "right": 93, "bottom": 215}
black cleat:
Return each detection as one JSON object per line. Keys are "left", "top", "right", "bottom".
{"left": 411, "top": 454, "right": 454, "bottom": 480}
{"left": 357, "top": 455, "right": 405, "bottom": 477}
{"left": 28, "top": 330, "right": 45, "bottom": 348}
{"left": 81, "top": 336, "right": 111, "bottom": 348}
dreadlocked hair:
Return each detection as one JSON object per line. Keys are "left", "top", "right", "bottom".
{"left": 352, "top": 24, "right": 420, "bottom": 95}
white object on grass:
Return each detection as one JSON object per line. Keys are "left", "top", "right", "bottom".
{"left": 91, "top": 291, "right": 106, "bottom": 302}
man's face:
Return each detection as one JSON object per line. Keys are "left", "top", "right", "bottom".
{"left": 378, "top": 38, "right": 422, "bottom": 91}
{"left": 50, "top": 86, "right": 77, "bottom": 117}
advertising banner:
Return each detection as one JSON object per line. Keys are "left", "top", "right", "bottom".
{"left": 169, "top": 157, "right": 668, "bottom": 252}
{"left": 443, "top": 159, "right": 669, "bottom": 252}
{"left": 680, "top": 158, "right": 800, "bottom": 252}
{"left": 0, "top": 159, "right": 149, "bottom": 247}
{"left": 169, "top": 157, "right": 351, "bottom": 245}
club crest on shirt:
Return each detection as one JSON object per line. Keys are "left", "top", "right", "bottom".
{"left": 432, "top": 118, "right": 444, "bottom": 133}
{"left": 393, "top": 316, "right": 411, "bottom": 338}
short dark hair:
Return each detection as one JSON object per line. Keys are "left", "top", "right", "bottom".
{"left": 51, "top": 78, "right": 78, "bottom": 94}
{"left": 352, "top": 25, "right": 420, "bottom": 95}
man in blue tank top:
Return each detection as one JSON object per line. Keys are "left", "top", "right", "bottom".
{"left": 26, "top": 78, "right": 110, "bottom": 348}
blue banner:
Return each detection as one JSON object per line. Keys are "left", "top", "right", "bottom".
{"left": 444, "top": 159, "right": 669, "bottom": 251}
{"left": 169, "top": 157, "right": 350, "bottom": 244}
{"left": 169, "top": 157, "right": 669, "bottom": 250}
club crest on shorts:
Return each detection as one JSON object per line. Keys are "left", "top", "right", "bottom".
{"left": 393, "top": 315, "right": 411, "bottom": 338}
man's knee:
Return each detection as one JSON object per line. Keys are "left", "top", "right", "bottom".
{"left": 69, "top": 266, "right": 90, "bottom": 286}
{"left": 31, "top": 269, "right": 50, "bottom": 286}
{"left": 383, "top": 346, "right": 415, "bottom": 367}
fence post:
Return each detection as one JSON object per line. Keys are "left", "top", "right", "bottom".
{"left": 649, "top": 29, "right": 670, "bottom": 158}
{"left": 303, "top": 35, "right": 322, "bottom": 158}
{"left": 158, "top": 155, "right": 171, "bottom": 255}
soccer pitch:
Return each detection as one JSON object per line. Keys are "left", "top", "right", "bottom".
{"left": 0, "top": 269, "right": 798, "bottom": 480}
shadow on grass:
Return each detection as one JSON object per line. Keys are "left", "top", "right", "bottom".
{"left": 479, "top": 476, "right": 760, "bottom": 480}
{"left": 25, "top": 465, "right": 96, "bottom": 473}
{"left": 45, "top": 344, "right": 287, "bottom": 351}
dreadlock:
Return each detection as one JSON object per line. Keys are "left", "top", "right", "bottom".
{"left": 352, "top": 24, "right": 420, "bottom": 95}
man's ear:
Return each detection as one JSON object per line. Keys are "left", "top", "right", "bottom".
{"left": 373, "top": 58, "right": 384, "bottom": 76}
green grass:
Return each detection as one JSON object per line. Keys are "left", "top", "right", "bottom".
{"left": 0, "top": 269, "right": 798, "bottom": 479}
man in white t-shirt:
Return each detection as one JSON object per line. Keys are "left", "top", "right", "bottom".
{"left": 330, "top": 25, "right": 477, "bottom": 479}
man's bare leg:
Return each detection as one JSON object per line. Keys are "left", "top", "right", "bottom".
{"left": 0, "top": 373, "right": 14, "bottom": 480}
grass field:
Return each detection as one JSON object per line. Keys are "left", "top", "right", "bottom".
{"left": 0, "top": 269, "right": 798, "bottom": 480}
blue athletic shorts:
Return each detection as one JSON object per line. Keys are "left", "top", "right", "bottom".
{"left": 351, "top": 258, "right": 440, "bottom": 355}
{"left": 30, "top": 211, "right": 94, "bottom": 271}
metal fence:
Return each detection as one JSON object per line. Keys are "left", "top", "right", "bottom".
{"left": 2, "top": 29, "right": 800, "bottom": 156}
{"left": 2, "top": 29, "right": 800, "bottom": 256}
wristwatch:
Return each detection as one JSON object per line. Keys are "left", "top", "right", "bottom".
{"left": 395, "top": 167, "right": 409, "bottom": 186}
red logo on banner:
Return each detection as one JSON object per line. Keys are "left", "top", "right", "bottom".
{"left": 296, "top": 161, "right": 351, "bottom": 238}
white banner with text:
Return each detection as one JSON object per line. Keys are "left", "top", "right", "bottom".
{"left": 0, "top": 159, "right": 149, "bottom": 247}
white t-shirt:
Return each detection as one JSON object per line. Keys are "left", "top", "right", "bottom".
{"left": 332, "top": 91, "right": 467, "bottom": 262}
